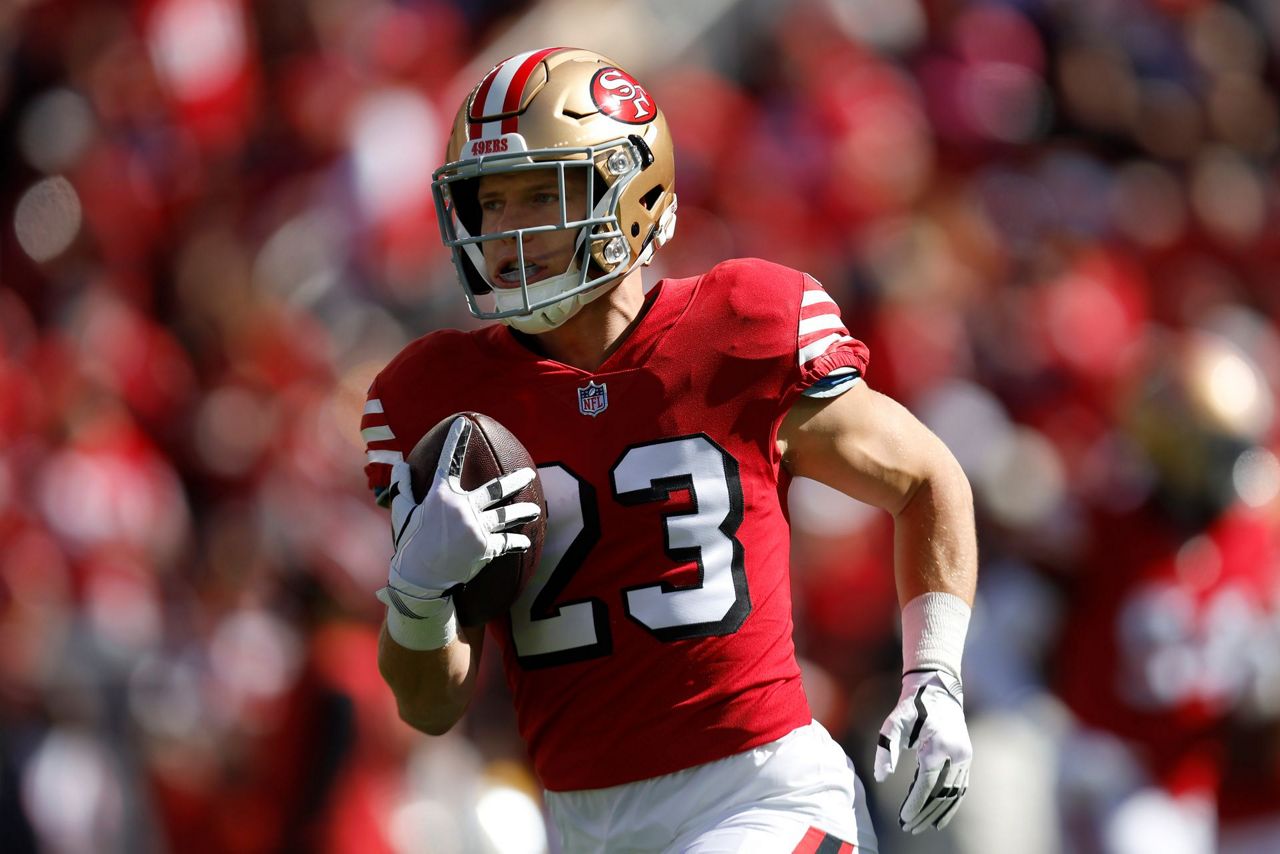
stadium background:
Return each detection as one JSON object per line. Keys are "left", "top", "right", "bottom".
{"left": 1, "top": 0, "right": 1278, "bottom": 851}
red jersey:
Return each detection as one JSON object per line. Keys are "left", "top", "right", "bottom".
{"left": 1055, "top": 504, "right": 1280, "bottom": 795}
{"left": 361, "top": 259, "right": 869, "bottom": 790}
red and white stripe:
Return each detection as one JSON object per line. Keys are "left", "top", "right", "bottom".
{"left": 798, "top": 274, "right": 854, "bottom": 367}
{"left": 469, "top": 47, "right": 565, "bottom": 140}
{"left": 361, "top": 398, "right": 403, "bottom": 469}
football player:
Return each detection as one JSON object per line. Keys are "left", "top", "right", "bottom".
{"left": 362, "top": 48, "right": 977, "bottom": 852}
{"left": 1052, "top": 328, "right": 1280, "bottom": 854}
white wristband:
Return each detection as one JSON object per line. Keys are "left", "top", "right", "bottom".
{"left": 901, "top": 592, "right": 971, "bottom": 679}
{"left": 383, "top": 592, "right": 459, "bottom": 651}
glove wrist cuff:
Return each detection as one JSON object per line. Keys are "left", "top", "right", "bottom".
{"left": 901, "top": 592, "right": 970, "bottom": 680}
{"left": 383, "top": 592, "right": 458, "bottom": 651}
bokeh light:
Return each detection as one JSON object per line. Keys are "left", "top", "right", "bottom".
{"left": 17, "top": 88, "right": 96, "bottom": 174}
{"left": 14, "top": 176, "right": 82, "bottom": 263}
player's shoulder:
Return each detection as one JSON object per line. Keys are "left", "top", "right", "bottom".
{"left": 701, "top": 257, "right": 806, "bottom": 292}
{"left": 374, "top": 327, "right": 482, "bottom": 392}
{"left": 694, "top": 257, "right": 808, "bottom": 323}
{"left": 367, "top": 327, "right": 502, "bottom": 421}
{"left": 383, "top": 327, "right": 477, "bottom": 369}
{"left": 680, "top": 257, "right": 867, "bottom": 390}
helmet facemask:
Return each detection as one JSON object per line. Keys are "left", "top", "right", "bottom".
{"left": 432, "top": 136, "right": 657, "bottom": 333}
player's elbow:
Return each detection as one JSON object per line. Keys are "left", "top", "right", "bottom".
{"left": 379, "top": 672, "right": 470, "bottom": 736}
{"left": 397, "top": 701, "right": 464, "bottom": 736}
{"left": 900, "top": 442, "right": 973, "bottom": 521}
{"left": 377, "top": 634, "right": 473, "bottom": 736}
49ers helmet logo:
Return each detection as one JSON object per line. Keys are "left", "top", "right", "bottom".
{"left": 590, "top": 67, "right": 655, "bottom": 125}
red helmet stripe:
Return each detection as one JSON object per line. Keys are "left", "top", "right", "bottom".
{"left": 499, "top": 47, "right": 562, "bottom": 134}
{"left": 468, "top": 63, "right": 503, "bottom": 139}
{"left": 467, "top": 47, "right": 568, "bottom": 142}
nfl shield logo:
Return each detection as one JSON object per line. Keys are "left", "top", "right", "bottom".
{"left": 578, "top": 381, "right": 608, "bottom": 417}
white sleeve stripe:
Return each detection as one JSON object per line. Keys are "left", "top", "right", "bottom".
{"left": 366, "top": 449, "right": 404, "bottom": 465}
{"left": 798, "top": 313, "right": 847, "bottom": 336}
{"left": 361, "top": 425, "right": 395, "bottom": 442}
{"left": 801, "top": 290, "right": 836, "bottom": 308}
{"left": 799, "top": 333, "right": 855, "bottom": 366}
{"left": 364, "top": 399, "right": 384, "bottom": 414}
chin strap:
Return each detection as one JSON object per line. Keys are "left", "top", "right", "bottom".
{"left": 494, "top": 264, "right": 588, "bottom": 332}
{"left": 497, "top": 258, "right": 633, "bottom": 333}
{"left": 650, "top": 198, "right": 677, "bottom": 256}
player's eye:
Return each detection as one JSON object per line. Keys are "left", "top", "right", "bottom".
{"left": 479, "top": 198, "right": 502, "bottom": 212}
{"left": 532, "top": 191, "right": 560, "bottom": 205}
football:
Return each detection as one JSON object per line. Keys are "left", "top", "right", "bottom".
{"left": 407, "top": 412, "right": 547, "bottom": 627}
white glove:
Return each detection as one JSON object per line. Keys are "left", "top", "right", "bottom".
{"left": 874, "top": 669, "right": 972, "bottom": 833}
{"left": 376, "top": 416, "right": 540, "bottom": 649}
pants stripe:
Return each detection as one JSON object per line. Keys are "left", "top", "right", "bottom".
{"left": 793, "top": 826, "right": 856, "bottom": 854}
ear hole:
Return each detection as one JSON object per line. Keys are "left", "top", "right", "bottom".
{"left": 640, "top": 185, "right": 664, "bottom": 210}
{"left": 631, "top": 223, "right": 640, "bottom": 237}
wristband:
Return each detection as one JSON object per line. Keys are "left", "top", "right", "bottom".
{"left": 382, "top": 589, "right": 459, "bottom": 651}
{"left": 901, "top": 591, "right": 971, "bottom": 679}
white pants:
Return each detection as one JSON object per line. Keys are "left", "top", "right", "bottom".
{"left": 545, "top": 720, "right": 878, "bottom": 853}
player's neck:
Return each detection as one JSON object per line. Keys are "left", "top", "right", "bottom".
{"left": 530, "top": 273, "right": 647, "bottom": 372}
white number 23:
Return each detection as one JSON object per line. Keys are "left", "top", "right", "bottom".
{"left": 509, "top": 435, "right": 752, "bottom": 668}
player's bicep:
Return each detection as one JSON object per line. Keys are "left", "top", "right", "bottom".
{"left": 778, "top": 381, "right": 956, "bottom": 516}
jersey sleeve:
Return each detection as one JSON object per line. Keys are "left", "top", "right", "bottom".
{"left": 794, "top": 272, "right": 869, "bottom": 399}
{"left": 359, "top": 329, "right": 477, "bottom": 504}
{"left": 361, "top": 373, "right": 403, "bottom": 502}
{"left": 708, "top": 258, "right": 870, "bottom": 418}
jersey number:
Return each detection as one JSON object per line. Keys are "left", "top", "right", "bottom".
{"left": 509, "top": 435, "right": 751, "bottom": 669}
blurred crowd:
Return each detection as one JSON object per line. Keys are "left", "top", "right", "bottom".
{"left": 2, "top": 0, "right": 1279, "bottom": 852}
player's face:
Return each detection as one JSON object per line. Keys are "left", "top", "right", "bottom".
{"left": 477, "top": 168, "right": 591, "bottom": 289}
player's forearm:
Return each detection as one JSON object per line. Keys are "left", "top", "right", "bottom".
{"left": 891, "top": 449, "right": 977, "bottom": 606}
{"left": 377, "top": 623, "right": 482, "bottom": 735}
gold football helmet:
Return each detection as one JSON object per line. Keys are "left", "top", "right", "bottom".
{"left": 1124, "top": 327, "right": 1276, "bottom": 521}
{"left": 431, "top": 47, "right": 678, "bottom": 332}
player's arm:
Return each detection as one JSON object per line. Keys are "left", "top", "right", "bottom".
{"left": 778, "top": 380, "right": 977, "bottom": 833}
{"left": 777, "top": 380, "right": 976, "bottom": 605}
{"left": 378, "top": 623, "right": 484, "bottom": 735}
{"left": 373, "top": 417, "right": 540, "bottom": 735}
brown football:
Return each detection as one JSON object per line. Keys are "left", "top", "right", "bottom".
{"left": 406, "top": 412, "right": 546, "bottom": 627}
